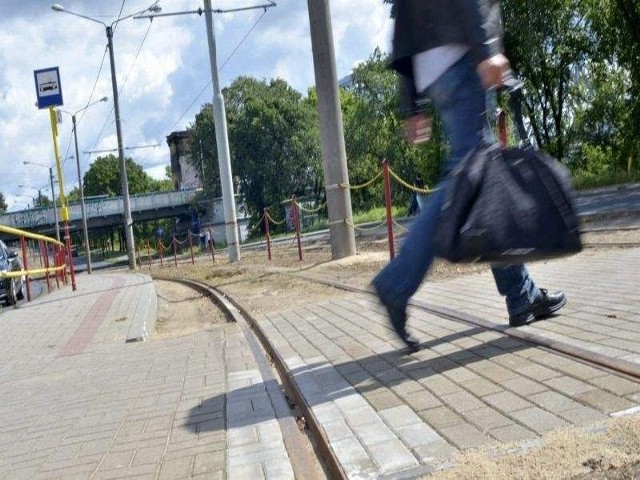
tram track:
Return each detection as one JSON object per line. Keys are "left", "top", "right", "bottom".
{"left": 287, "top": 269, "right": 640, "bottom": 381}
{"left": 163, "top": 277, "right": 344, "bottom": 480}
{"left": 158, "top": 240, "right": 640, "bottom": 479}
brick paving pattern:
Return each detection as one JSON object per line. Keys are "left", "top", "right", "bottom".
{"left": 0, "top": 246, "right": 639, "bottom": 479}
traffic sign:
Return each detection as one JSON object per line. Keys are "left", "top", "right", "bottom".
{"left": 34, "top": 67, "right": 63, "bottom": 109}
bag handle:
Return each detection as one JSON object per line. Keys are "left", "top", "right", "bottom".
{"left": 499, "top": 74, "right": 529, "bottom": 144}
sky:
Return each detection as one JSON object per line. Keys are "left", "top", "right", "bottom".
{"left": 0, "top": 0, "right": 393, "bottom": 212}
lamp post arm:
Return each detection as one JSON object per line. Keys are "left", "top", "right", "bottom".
{"left": 61, "top": 9, "right": 106, "bottom": 26}
{"left": 106, "top": 25, "right": 136, "bottom": 269}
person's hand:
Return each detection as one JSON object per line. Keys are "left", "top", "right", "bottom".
{"left": 476, "top": 54, "right": 511, "bottom": 89}
{"left": 404, "top": 114, "right": 432, "bottom": 144}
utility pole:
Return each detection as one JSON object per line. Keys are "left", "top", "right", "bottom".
{"left": 307, "top": 0, "right": 356, "bottom": 260}
{"left": 72, "top": 114, "right": 93, "bottom": 273}
{"left": 134, "top": 1, "right": 276, "bottom": 262}
{"left": 48, "top": 167, "right": 61, "bottom": 242}
{"left": 203, "top": 0, "right": 240, "bottom": 262}
{"left": 106, "top": 25, "right": 136, "bottom": 269}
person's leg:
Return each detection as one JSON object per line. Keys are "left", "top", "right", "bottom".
{"left": 483, "top": 90, "right": 566, "bottom": 324}
{"left": 373, "top": 54, "right": 487, "bottom": 348}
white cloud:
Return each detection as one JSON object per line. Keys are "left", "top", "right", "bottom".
{"left": 1, "top": 0, "right": 392, "bottom": 211}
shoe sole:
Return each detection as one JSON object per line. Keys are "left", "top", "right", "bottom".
{"left": 510, "top": 296, "right": 568, "bottom": 327}
{"left": 533, "top": 295, "right": 567, "bottom": 319}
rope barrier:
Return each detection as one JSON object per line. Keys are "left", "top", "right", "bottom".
{"left": 345, "top": 218, "right": 387, "bottom": 233}
{"left": 293, "top": 200, "right": 327, "bottom": 214}
{"left": 341, "top": 170, "right": 383, "bottom": 190}
{"left": 387, "top": 167, "right": 434, "bottom": 194}
{"left": 392, "top": 219, "right": 410, "bottom": 233}
{"left": 265, "top": 211, "right": 286, "bottom": 226}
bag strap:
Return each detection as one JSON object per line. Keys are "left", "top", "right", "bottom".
{"left": 500, "top": 75, "right": 529, "bottom": 144}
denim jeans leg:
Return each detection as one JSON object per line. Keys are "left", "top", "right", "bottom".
{"left": 373, "top": 54, "right": 486, "bottom": 307}
{"left": 491, "top": 265, "right": 540, "bottom": 316}
{"left": 372, "top": 185, "right": 447, "bottom": 307}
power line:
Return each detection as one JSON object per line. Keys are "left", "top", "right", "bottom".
{"left": 83, "top": 14, "right": 155, "bottom": 172}
{"left": 138, "top": 7, "right": 270, "bottom": 172}
{"left": 169, "top": 8, "right": 268, "bottom": 134}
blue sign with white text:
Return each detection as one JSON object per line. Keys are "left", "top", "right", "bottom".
{"left": 34, "top": 67, "right": 63, "bottom": 109}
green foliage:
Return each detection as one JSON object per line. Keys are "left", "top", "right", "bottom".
{"left": 83, "top": 154, "right": 155, "bottom": 197}
{"left": 502, "top": 0, "right": 595, "bottom": 160}
{"left": 0, "top": 192, "right": 7, "bottom": 213}
{"left": 352, "top": 205, "right": 405, "bottom": 224}
{"left": 188, "top": 76, "right": 322, "bottom": 233}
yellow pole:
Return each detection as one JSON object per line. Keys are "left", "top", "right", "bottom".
{"left": 49, "top": 106, "right": 69, "bottom": 222}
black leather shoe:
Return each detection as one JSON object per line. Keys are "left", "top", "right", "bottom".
{"left": 372, "top": 282, "right": 420, "bottom": 353}
{"left": 509, "top": 289, "right": 567, "bottom": 327}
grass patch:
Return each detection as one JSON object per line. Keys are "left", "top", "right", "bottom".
{"left": 352, "top": 206, "right": 407, "bottom": 224}
{"left": 573, "top": 170, "right": 640, "bottom": 190}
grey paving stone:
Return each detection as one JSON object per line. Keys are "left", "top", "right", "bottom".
{"left": 510, "top": 407, "right": 568, "bottom": 434}
{"left": 328, "top": 435, "right": 377, "bottom": 479}
{"left": 227, "top": 462, "right": 265, "bottom": 480}
{"left": 395, "top": 421, "right": 445, "bottom": 448}
{"left": 578, "top": 389, "right": 638, "bottom": 414}
{"left": 440, "top": 422, "right": 493, "bottom": 449}
{"left": 489, "top": 423, "right": 537, "bottom": 444}
{"left": 368, "top": 438, "right": 419, "bottom": 473}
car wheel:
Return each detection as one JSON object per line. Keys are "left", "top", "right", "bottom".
{"left": 16, "top": 277, "right": 25, "bottom": 301}
{"left": 7, "top": 279, "right": 17, "bottom": 306}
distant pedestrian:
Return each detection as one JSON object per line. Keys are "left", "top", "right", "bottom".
{"left": 199, "top": 231, "right": 206, "bottom": 251}
{"left": 371, "top": 0, "right": 567, "bottom": 352}
{"left": 205, "top": 229, "right": 213, "bottom": 250}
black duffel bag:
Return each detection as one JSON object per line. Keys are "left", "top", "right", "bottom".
{"left": 434, "top": 78, "right": 582, "bottom": 264}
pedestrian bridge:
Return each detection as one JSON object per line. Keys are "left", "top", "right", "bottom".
{"left": 0, "top": 189, "right": 247, "bottom": 242}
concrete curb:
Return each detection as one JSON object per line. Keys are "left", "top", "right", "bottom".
{"left": 125, "top": 273, "right": 157, "bottom": 343}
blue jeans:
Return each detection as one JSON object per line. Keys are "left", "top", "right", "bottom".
{"left": 373, "top": 54, "right": 540, "bottom": 317}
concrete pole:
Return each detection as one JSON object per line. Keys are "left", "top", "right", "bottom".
{"left": 72, "top": 114, "right": 93, "bottom": 273}
{"left": 48, "top": 167, "right": 61, "bottom": 242}
{"left": 306, "top": 0, "right": 356, "bottom": 259}
{"left": 106, "top": 25, "right": 136, "bottom": 270}
{"left": 203, "top": 0, "right": 240, "bottom": 262}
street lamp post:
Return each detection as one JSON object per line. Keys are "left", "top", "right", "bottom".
{"left": 133, "top": 2, "right": 275, "bottom": 262}
{"left": 52, "top": 3, "right": 160, "bottom": 270}
{"left": 58, "top": 96, "right": 108, "bottom": 274}
{"left": 22, "top": 162, "right": 60, "bottom": 241}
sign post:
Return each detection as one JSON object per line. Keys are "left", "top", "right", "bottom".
{"left": 34, "top": 67, "right": 76, "bottom": 291}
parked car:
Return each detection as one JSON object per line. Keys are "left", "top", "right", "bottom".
{"left": 0, "top": 240, "right": 25, "bottom": 306}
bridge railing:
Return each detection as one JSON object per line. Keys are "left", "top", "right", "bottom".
{"left": 0, "top": 189, "right": 200, "bottom": 230}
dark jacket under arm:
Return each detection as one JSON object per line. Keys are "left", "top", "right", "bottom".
{"left": 391, "top": 0, "right": 504, "bottom": 117}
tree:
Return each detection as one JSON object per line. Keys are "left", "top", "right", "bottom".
{"left": 188, "top": 77, "right": 322, "bottom": 232}
{"left": 0, "top": 192, "right": 7, "bottom": 213}
{"left": 584, "top": 0, "right": 640, "bottom": 172}
{"left": 502, "top": 0, "right": 596, "bottom": 161}
{"left": 83, "top": 154, "right": 155, "bottom": 197}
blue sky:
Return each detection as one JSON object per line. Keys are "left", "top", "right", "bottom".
{"left": 1, "top": 0, "right": 393, "bottom": 211}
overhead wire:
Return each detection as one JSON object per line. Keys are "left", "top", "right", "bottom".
{"left": 82, "top": 16, "right": 155, "bottom": 173}
{"left": 136, "top": 7, "right": 270, "bottom": 172}
{"left": 58, "top": 3, "right": 269, "bottom": 192}
{"left": 60, "top": 46, "right": 109, "bottom": 173}
{"left": 165, "top": 8, "right": 269, "bottom": 135}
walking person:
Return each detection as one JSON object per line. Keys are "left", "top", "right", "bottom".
{"left": 372, "top": 0, "right": 567, "bottom": 352}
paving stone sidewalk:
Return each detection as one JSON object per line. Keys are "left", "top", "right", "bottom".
{"left": 252, "top": 247, "right": 640, "bottom": 478}
{"left": 0, "top": 272, "right": 294, "bottom": 480}
{"left": 2, "top": 248, "right": 640, "bottom": 479}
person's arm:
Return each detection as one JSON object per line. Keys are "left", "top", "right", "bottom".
{"left": 458, "top": 0, "right": 510, "bottom": 89}
{"left": 458, "top": 0, "right": 503, "bottom": 65}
